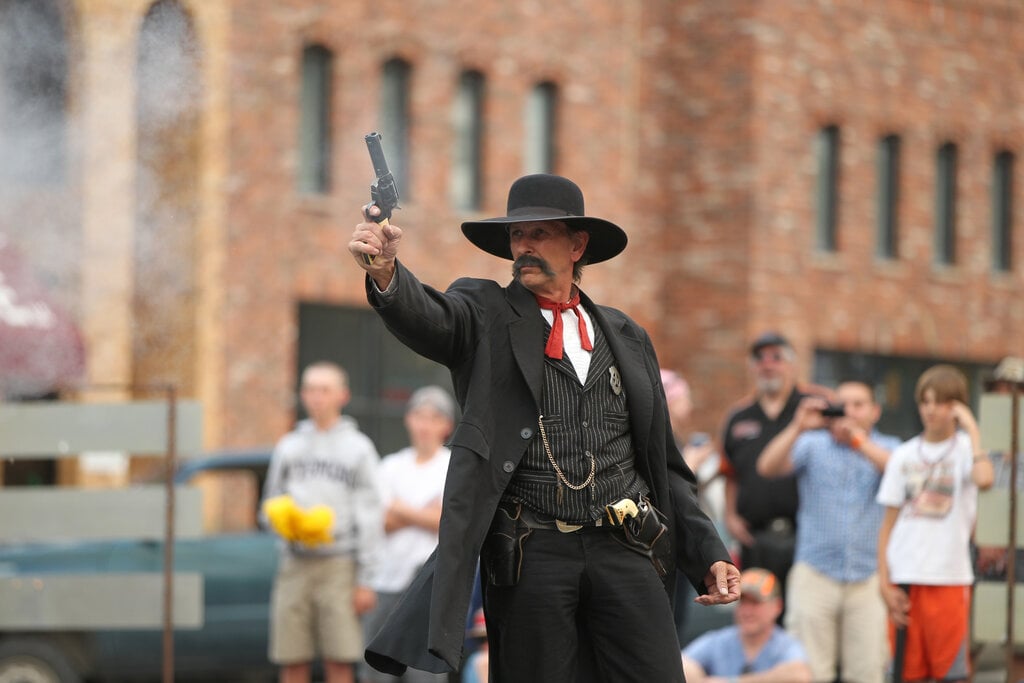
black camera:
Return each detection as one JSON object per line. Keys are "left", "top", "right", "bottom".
{"left": 820, "top": 403, "right": 846, "bottom": 418}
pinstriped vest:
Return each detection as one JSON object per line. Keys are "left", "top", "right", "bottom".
{"left": 504, "top": 317, "right": 649, "bottom": 523}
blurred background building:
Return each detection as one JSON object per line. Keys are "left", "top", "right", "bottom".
{"left": 0, "top": 0, "right": 1020, "bottom": 485}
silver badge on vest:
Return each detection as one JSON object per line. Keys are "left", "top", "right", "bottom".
{"left": 608, "top": 366, "right": 622, "bottom": 395}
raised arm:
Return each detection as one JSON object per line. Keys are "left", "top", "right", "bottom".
{"left": 757, "top": 396, "right": 827, "bottom": 477}
{"left": 349, "top": 203, "right": 482, "bottom": 368}
{"left": 952, "top": 401, "right": 995, "bottom": 490}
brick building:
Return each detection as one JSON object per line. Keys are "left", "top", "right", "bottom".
{"left": 1, "top": 0, "right": 1020, "bottom": 483}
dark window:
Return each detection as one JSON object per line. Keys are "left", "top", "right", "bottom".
{"left": 0, "top": 389, "right": 59, "bottom": 486}
{"left": 992, "top": 150, "right": 1014, "bottom": 272}
{"left": 0, "top": 0, "right": 68, "bottom": 184}
{"left": 452, "top": 70, "right": 485, "bottom": 210}
{"left": 296, "top": 303, "right": 453, "bottom": 455}
{"left": 379, "top": 58, "right": 411, "bottom": 200}
{"left": 1, "top": 458, "right": 57, "bottom": 486}
{"left": 524, "top": 82, "right": 558, "bottom": 174}
{"left": 876, "top": 134, "right": 901, "bottom": 259}
{"left": 298, "top": 44, "right": 332, "bottom": 194}
{"left": 935, "top": 142, "right": 958, "bottom": 265}
{"left": 815, "top": 125, "right": 840, "bottom": 252}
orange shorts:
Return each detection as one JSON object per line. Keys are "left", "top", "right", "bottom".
{"left": 889, "top": 584, "right": 971, "bottom": 682}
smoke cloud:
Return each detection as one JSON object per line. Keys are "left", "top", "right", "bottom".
{"left": 0, "top": 0, "right": 204, "bottom": 398}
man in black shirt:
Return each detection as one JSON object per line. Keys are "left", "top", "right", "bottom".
{"left": 721, "top": 332, "right": 806, "bottom": 600}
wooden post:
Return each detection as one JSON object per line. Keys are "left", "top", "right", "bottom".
{"left": 1007, "top": 385, "right": 1019, "bottom": 683}
{"left": 162, "top": 385, "right": 177, "bottom": 683}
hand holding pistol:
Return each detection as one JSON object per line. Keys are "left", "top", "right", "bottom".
{"left": 361, "top": 132, "right": 400, "bottom": 265}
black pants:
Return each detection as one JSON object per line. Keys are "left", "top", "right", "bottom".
{"left": 483, "top": 527, "right": 683, "bottom": 683}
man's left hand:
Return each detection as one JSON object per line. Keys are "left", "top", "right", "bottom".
{"left": 694, "top": 561, "right": 741, "bottom": 606}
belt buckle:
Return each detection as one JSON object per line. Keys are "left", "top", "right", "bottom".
{"left": 555, "top": 520, "right": 583, "bottom": 533}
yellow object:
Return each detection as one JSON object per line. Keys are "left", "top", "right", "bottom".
{"left": 263, "top": 495, "right": 299, "bottom": 541}
{"left": 263, "top": 496, "right": 335, "bottom": 546}
{"left": 295, "top": 504, "right": 335, "bottom": 546}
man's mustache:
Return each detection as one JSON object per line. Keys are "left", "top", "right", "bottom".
{"left": 512, "top": 255, "right": 555, "bottom": 278}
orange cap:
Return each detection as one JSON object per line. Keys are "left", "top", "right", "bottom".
{"left": 740, "top": 568, "right": 780, "bottom": 601}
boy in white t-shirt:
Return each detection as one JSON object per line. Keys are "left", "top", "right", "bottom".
{"left": 362, "top": 386, "right": 455, "bottom": 683}
{"left": 876, "top": 365, "right": 994, "bottom": 683}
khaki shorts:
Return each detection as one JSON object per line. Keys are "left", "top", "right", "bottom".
{"left": 269, "top": 554, "right": 362, "bottom": 664}
{"left": 784, "top": 561, "right": 887, "bottom": 683}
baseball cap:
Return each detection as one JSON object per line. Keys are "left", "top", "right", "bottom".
{"left": 994, "top": 356, "right": 1024, "bottom": 384}
{"left": 406, "top": 385, "right": 456, "bottom": 421}
{"left": 740, "top": 568, "right": 781, "bottom": 602}
{"left": 750, "top": 331, "right": 792, "bottom": 357}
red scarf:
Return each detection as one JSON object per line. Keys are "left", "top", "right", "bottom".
{"left": 535, "top": 292, "right": 593, "bottom": 359}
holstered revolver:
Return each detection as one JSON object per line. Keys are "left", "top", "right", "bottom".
{"left": 605, "top": 498, "right": 639, "bottom": 526}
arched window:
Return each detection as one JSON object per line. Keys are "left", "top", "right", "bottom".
{"left": 379, "top": 58, "right": 411, "bottom": 199}
{"left": 0, "top": 0, "right": 69, "bottom": 184}
{"left": 134, "top": 0, "right": 201, "bottom": 394}
{"left": 935, "top": 142, "right": 958, "bottom": 266}
{"left": 876, "top": 134, "right": 901, "bottom": 260}
{"left": 815, "top": 125, "right": 840, "bottom": 252}
{"left": 524, "top": 81, "right": 558, "bottom": 174}
{"left": 451, "top": 70, "right": 485, "bottom": 210}
{"left": 992, "top": 150, "right": 1014, "bottom": 273}
{"left": 298, "top": 44, "right": 333, "bottom": 194}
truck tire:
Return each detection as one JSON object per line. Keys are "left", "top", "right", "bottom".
{"left": 0, "top": 638, "right": 81, "bottom": 683}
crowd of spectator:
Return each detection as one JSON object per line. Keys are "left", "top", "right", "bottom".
{"left": 259, "top": 342, "right": 1021, "bottom": 683}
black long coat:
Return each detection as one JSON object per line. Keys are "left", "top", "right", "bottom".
{"left": 364, "top": 262, "right": 731, "bottom": 674}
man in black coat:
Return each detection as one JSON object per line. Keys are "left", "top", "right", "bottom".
{"left": 348, "top": 174, "right": 739, "bottom": 683}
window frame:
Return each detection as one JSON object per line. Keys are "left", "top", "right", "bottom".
{"left": 876, "top": 134, "right": 901, "bottom": 260}
{"left": 451, "top": 69, "right": 485, "bottom": 211}
{"left": 934, "top": 141, "right": 959, "bottom": 266}
{"left": 297, "top": 44, "right": 333, "bottom": 195}
{"left": 380, "top": 57, "right": 411, "bottom": 200}
{"left": 992, "top": 150, "right": 1014, "bottom": 273}
{"left": 524, "top": 81, "right": 558, "bottom": 175}
{"left": 815, "top": 125, "right": 841, "bottom": 252}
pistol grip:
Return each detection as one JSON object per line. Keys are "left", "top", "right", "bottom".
{"left": 361, "top": 204, "right": 391, "bottom": 266}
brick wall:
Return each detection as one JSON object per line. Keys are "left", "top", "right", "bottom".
{"left": 217, "top": 0, "right": 1023, "bottom": 445}
{"left": 748, "top": 0, "right": 1023, "bottom": 380}
{"left": 44, "top": 0, "right": 1022, "bottom": 451}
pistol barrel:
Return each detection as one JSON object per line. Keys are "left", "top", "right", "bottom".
{"left": 365, "top": 132, "right": 391, "bottom": 179}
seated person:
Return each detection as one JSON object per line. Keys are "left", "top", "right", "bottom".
{"left": 682, "top": 568, "right": 811, "bottom": 683}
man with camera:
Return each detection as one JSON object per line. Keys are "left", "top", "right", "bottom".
{"left": 756, "top": 379, "right": 901, "bottom": 683}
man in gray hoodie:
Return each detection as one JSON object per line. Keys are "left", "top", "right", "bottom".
{"left": 262, "top": 361, "right": 383, "bottom": 683}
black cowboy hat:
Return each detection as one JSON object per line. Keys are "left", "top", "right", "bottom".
{"left": 460, "top": 174, "right": 627, "bottom": 263}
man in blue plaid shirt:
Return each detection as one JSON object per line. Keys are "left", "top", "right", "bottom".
{"left": 757, "top": 379, "right": 901, "bottom": 683}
